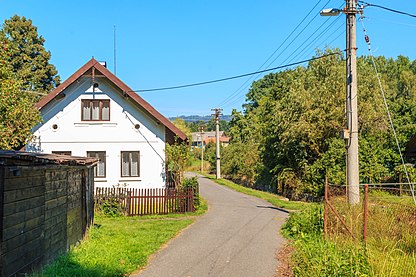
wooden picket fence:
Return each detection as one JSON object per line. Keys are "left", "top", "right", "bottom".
{"left": 94, "top": 187, "right": 195, "bottom": 216}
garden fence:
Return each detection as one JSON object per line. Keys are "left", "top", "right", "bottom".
{"left": 95, "top": 187, "right": 195, "bottom": 216}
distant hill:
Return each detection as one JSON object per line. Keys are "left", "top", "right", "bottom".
{"left": 169, "top": 115, "right": 232, "bottom": 122}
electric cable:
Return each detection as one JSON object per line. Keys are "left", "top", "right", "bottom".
{"left": 359, "top": 16, "right": 416, "bottom": 204}
{"left": 284, "top": 16, "right": 342, "bottom": 65}
{"left": 221, "top": 17, "right": 345, "bottom": 111}
{"left": 216, "top": 0, "right": 330, "bottom": 108}
{"left": 128, "top": 53, "right": 342, "bottom": 93}
{"left": 305, "top": 25, "right": 345, "bottom": 58}
{"left": 365, "top": 16, "right": 416, "bottom": 28}
{"left": 219, "top": 1, "right": 345, "bottom": 109}
{"left": 264, "top": 0, "right": 333, "bottom": 70}
{"left": 359, "top": 1, "right": 416, "bottom": 18}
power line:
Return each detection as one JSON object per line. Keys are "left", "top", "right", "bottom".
{"left": 216, "top": 0, "right": 328, "bottom": 108}
{"left": 264, "top": 0, "right": 334, "bottom": 70}
{"left": 359, "top": 1, "right": 416, "bottom": 18}
{"left": 281, "top": 2, "right": 344, "bottom": 65}
{"left": 364, "top": 16, "right": 416, "bottom": 28}
{"left": 223, "top": 19, "right": 344, "bottom": 110}
{"left": 284, "top": 15, "right": 342, "bottom": 65}
{"left": 219, "top": 1, "right": 344, "bottom": 109}
{"left": 221, "top": 17, "right": 343, "bottom": 110}
{"left": 128, "top": 53, "right": 342, "bottom": 93}
{"left": 305, "top": 24, "right": 345, "bottom": 59}
{"left": 360, "top": 16, "right": 416, "bottom": 204}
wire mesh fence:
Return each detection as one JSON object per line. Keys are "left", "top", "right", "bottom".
{"left": 324, "top": 181, "right": 416, "bottom": 276}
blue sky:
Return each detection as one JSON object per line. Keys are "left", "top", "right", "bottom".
{"left": 1, "top": 0, "right": 415, "bottom": 117}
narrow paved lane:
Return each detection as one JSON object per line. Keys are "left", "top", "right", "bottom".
{"left": 133, "top": 174, "right": 288, "bottom": 277}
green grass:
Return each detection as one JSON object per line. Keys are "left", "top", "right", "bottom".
{"left": 36, "top": 198, "right": 208, "bottom": 277}
{"left": 283, "top": 205, "right": 371, "bottom": 276}
{"left": 283, "top": 197, "right": 416, "bottom": 276}
{"left": 200, "top": 172, "right": 308, "bottom": 211}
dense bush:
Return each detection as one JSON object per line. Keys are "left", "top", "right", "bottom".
{"left": 224, "top": 49, "right": 416, "bottom": 199}
{"left": 182, "top": 177, "right": 200, "bottom": 208}
{"left": 281, "top": 205, "right": 323, "bottom": 239}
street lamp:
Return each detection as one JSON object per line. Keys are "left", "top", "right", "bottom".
{"left": 321, "top": 1, "right": 360, "bottom": 205}
{"left": 320, "top": 8, "right": 342, "bottom": 16}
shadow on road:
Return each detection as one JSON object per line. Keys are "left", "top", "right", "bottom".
{"left": 256, "top": 205, "right": 290, "bottom": 214}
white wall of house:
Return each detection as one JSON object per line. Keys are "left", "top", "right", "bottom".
{"left": 29, "top": 76, "right": 167, "bottom": 189}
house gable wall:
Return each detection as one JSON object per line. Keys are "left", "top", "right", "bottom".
{"left": 30, "top": 76, "right": 166, "bottom": 188}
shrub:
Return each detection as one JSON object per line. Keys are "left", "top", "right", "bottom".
{"left": 282, "top": 205, "right": 323, "bottom": 239}
{"left": 95, "top": 184, "right": 128, "bottom": 217}
{"left": 182, "top": 177, "right": 200, "bottom": 208}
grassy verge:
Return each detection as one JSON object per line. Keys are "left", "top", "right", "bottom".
{"left": 282, "top": 205, "right": 370, "bottom": 276}
{"left": 282, "top": 201, "right": 416, "bottom": 276}
{"left": 36, "top": 198, "right": 207, "bottom": 277}
{"left": 200, "top": 172, "right": 308, "bottom": 211}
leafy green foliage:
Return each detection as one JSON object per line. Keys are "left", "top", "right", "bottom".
{"left": 203, "top": 141, "right": 224, "bottom": 174}
{"left": 182, "top": 177, "right": 200, "bottom": 208}
{"left": 224, "top": 48, "right": 416, "bottom": 198}
{"left": 0, "top": 15, "right": 60, "bottom": 150}
{"left": 201, "top": 172, "right": 308, "bottom": 211}
{"left": 165, "top": 139, "right": 191, "bottom": 187}
{"left": 171, "top": 118, "right": 230, "bottom": 133}
{"left": 95, "top": 185, "right": 129, "bottom": 217}
{"left": 282, "top": 205, "right": 323, "bottom": 239}
{"left": 222, "top": 140, "right": 260, "bottom": 187}
{"left": 282, "top": 206, "right": 370, "bottom": 276}
{"left": 1, "top": 15, "right": 60, "bottom": 95}
{"left": 171, "top": 117, "right": 192, "bottom": 138}
{"left": 0, "top": 34, "right": 41, "bottom": 149}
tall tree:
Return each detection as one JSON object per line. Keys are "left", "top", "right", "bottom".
{"left": 1, "top": 15, "right": 60, "bottom": 95}
{"left": 223, "top": 49, "right": 416, "bottom": 199}
{"left": 0, "top": 33, "right": 41, "bottom": 150}
{"left": 171, "top": 118, "right": 192, "bottom": 139}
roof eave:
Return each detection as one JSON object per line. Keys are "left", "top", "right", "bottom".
{"left": 35, "top": 58, "right": 187, "bottom": 140}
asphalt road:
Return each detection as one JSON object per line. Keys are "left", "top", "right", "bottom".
{"left": 132, "top": 173, "right": 288, "bottom": 277}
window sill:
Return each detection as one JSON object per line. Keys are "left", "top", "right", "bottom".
{"left": 94, "top": 179, "right": 107, "bottom": 182}
{"left": 74, "top": 122, "right": 117, "bottom": 127}
{"left": 118, "top": 179, "right": 141, "bottom": 182}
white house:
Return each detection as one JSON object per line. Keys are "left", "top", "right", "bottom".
{"left": 27, "top": 58, "right": 186, "bottom": 189}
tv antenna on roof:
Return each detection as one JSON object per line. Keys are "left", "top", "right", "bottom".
{"left": 114, "top": 25, "right": 117, "bottom": 76}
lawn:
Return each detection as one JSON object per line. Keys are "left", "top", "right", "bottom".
{"left": 37, "top": 199, "right": 207, "bottom": 277}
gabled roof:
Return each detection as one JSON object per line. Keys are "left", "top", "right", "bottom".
{"left": 35, "top": 58, "right": 186, "bottom": 142}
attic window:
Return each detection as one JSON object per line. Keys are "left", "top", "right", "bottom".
{"left": 81, "top": 99, "right": 110, "bottom": 121}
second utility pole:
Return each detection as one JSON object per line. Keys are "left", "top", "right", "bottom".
{"left": 199, "top": 125, "right": 205, "bottom": 172}
{"left": 346, "top": 0, "right": 360, "bottom": 204}
{"left": 212, "top": 108, "right": 222, "bottom": 179}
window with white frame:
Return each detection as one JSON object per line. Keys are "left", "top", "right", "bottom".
{"left": 81, "top": 99, "right": 110, "bottom": 121}
{"left": 87, "top": 151, "right": 106, "bottom": 177}
{"left": 121, "top": 151, "right": 140, "bottom": 177}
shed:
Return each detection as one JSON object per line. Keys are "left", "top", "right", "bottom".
{"left": 0, "top": 150, "right": 97, "bottom": 276}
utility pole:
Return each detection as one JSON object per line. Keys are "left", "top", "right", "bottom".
{"left": 345, "top": 0, "right": 360, "bottom": 204}
{"left": 199, "top": 125, "right": 205, "bottom": 172}
{"left": 211, "top": 108, "right": 222, "bottom": 179}
{"left": 321, "top": 0, "right": 360, "bottom": 204}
